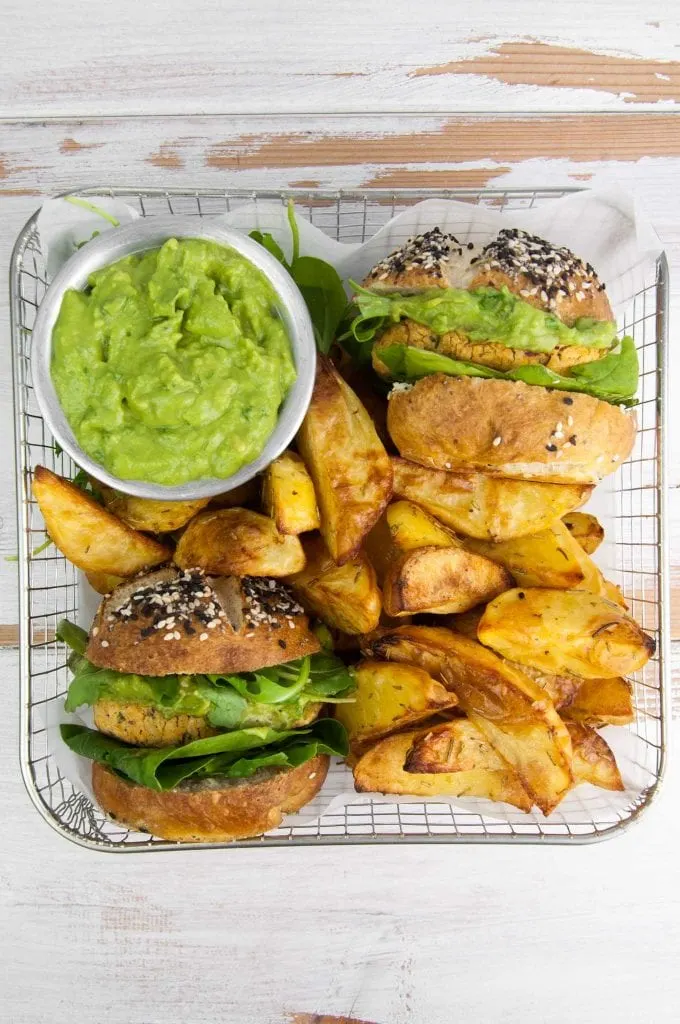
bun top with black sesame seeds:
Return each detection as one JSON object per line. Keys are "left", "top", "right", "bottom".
{"left": 85, "top": 566, "right": 319, "bottom": 676}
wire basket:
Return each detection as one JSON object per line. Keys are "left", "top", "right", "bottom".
{"left": 11, "top": 186, "right": 671, "bottom": 851}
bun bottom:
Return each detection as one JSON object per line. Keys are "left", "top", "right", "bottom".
{"left": 92, "top": 756, "right": 330, "bottom": 843}
{"left": 387, "top": 376, "right": 636, "bottom": 485}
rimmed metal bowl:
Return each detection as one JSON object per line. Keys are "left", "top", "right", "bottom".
{"left": 31, "top": 216, "right": 316, "bottom": 500}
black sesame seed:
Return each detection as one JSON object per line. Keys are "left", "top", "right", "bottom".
{"left": 278, "top": 639, "right": 287, "bottom": 649}
{"left": 563, "top": 397, "right": 574, "bottom": 405}
{"left": 569, "top": 435, "right": 577, "bottom": 445}
{"left": 518, "top": 592, "right": 526, "bottom": 600}
{"left": 546, "top": 444, "right": 558, "bottom": 452}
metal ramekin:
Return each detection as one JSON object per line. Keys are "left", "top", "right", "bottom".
{"left": 31, "top": 216, "right": 316, "bottom": 500}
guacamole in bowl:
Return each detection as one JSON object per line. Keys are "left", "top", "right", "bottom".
{"left": 32, "top": 218, "right": 315, "bottom": 499}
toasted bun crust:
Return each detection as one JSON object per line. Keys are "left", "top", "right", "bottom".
{"left": 92, "top": 755, "right": 329, "bottom": 842}
{"left": 362, "top": 228, "right": 613, "bottom": 325}
{"left": 387, "top": 375, "right": 636, "bottom": 485}
{"left": 372, "top": 320, "right": 608, "bottom": 377}
{"left": 468, "top": 266, "right": 613, "bottom": 325}
{"left": 86, "top": 568, "right": 320, "bottom": 676}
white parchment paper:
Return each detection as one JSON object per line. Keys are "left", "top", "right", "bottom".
{"left": 38, "top": 189, "right": 662, "bottom": 832}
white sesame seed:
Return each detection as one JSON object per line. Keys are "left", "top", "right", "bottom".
{"left": 289, "top": 620, "right": 296, "bottom": 629}
{"left": 164, "top": 633, "right": 175, "bottom": 641}
{"left": 100, "top": 639, "right": 109, "bottom": 648}
{"left": 492, "top": 436, "right": 502, "bottom": 447}
{"left": 555, "top": 422, "right": 563, "bottom": 432}
{"left": 308, "top": 772, "right": 317, "bottom": 780}
{"left": 92, "top": 627, "right": 99, "bottom": 636}
{"left": 173, "top": 631, "right": 181, "bottom": 640}
{"left": 567, "top": 415, "right": 574, "bottom": 426}
{"left": 199, "top": 632, "right": 208, "bottom": 641}
{"left": 445, "top": 461, "right": 452, "bottom": 469}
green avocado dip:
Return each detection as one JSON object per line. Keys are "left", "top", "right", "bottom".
{"left": 350, "top": 283, "right": 617, "bottom": 352}
{"left": 51, "top": 237, "right": 297, "bottom": 485}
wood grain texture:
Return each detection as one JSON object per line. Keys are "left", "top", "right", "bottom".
{"left": 411, "top": 43, "right": 680, "bottom": 104}
{"left": 2, "top": 1, "right": 679, "bottom": 116}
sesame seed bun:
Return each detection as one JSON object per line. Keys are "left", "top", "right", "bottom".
{"left": 85, "top": 567, "right": 320, "bottom": 676}
{"left": 387, "top": 375, "right": 636, "bottom": 485}
{"left": 92, "top": 754, "right": 330, "bottom": 843}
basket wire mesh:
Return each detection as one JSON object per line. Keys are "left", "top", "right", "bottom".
{"left": 10, "top": 187, "right": 671, "bottom": 851}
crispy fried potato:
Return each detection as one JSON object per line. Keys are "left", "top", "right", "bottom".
{"left": 445, "top": 611, "right": 586, "bottom": 711}
{"left": 297, "top": 356, "right": 392, "bottom": 564}
{"left": 335, "top": 659, "right": 457, "bottom": 754}
{"left": 479, "top": 588, "right": 655, "bottom": 679}
{"left": 85, "top": 571, "right": 126, "bottom": 595}
{"left": 387, "top": 499, "right": 460, "bottom": 551}
{"left": 391, "top": 457, "right": 591, "bottom": 541}
{"left": 383, "top": 546, "right": 512, "bottom": 617}
{"left": 32, "top": 466, "right": 171, "bottom": 576}
{"left": 562, "top": 512, "right": 604, "bottom": 555}
{"left": 288, "top": 534, "right": 381, "bottom": 634}
{"left": 563, "top": 676, "right": 634, "bottom": 727}
{"left": 174, "top": 507, "right": 305, "bottom": 577}
{"left": 353, "top": 727, "right": 533, "bottom": 811}
{"left": 98, "top": 486, "right": 209, "bottom": 533}
{"left": 94, "top": 701, "right": 216, "bottom": 746}
{"left": 262, "top": 451, "right": 320, "bottom": 535}
{"left": 208, "top": 479, "right": 260, "bottom": 510}
{"left": 362, "top": 624, "right": 573, "bottom": 814}
{"left": 566, "top": 722, "right": 624, "bottom": 791}
{"left": 463, "top": 519, "right": 587, "bottom": 589}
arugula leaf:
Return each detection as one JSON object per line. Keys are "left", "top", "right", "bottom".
{"left": 58, "top": 620, "right": 356, "bottom": 724}
{"left": 249, "top": 202, "right": 348, "bottom": 354}
{"left": 60, "top": 718, "right": 348, "bottom": 790}
{"left": 65, "top": 196, "right": 120, "bottom": 227}
{"left": 380, "top": 338, "right": 639, "bottom": 406}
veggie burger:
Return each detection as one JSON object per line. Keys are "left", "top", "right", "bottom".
{"left": 350, "top": 228, "right": 637, "bottom": 485}
{"left": 60, "top": 567, "right": 352, "bottom": 842}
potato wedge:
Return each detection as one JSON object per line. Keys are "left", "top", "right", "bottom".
{"left": 364, "top": 502, "right": 459, "bottom": 587}
{"left": 387, "top": 499, "right": 460, "bottom": 551}
{"left": 85, "top": 570, "right": 126, "bottom": 595}
{"left": 562, "top": 512, "right": 604, "bottom": 555}
{"left": 362, "top": 624, "right": 573, "bottom": 814}
{"left": 297, "top": 356, "right": 392, "bottom": 564}
{"left": 563, "top": 676, "right": 634, "bottom": 727}
{"left": 478, "top": 588, "right": 655, "bottom": 679}
{"left": 383, "top": 546, "right": 512, "bottom": 617}
{"left": 391, "top": 457, "right": 592, "bottom": 541}
{"left": 98, "top": 486, "right": 209, "bottom": 533}
{"left": 288, "top": 534, "right": 381, "bottom": 634}
{"left": 174, "top": 508, "right": 305, "bottom": 577}
{"left": 32, "top": 466, "right": 171, "bottom": 576}
{"left": 566, "top": 722, "right": 624, "bottom": 791}
{"left": 462, "top": 519, "right": 587, "bottom": 589}
{"left": 335, "top": 659, "right": 458, "bottom": 754}
{"left": 262, "top": 451, "right": 320, "bottom": 535}
{"left": 353, "top": 727, "right": 533, "bottom": 811}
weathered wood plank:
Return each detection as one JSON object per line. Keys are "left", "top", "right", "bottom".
{"left": 3, "top": 3, "right": 679, "bottom": 116}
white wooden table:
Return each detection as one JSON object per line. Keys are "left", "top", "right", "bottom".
{"left": 2, "top": 6, "right": 680, "bottom": 1022}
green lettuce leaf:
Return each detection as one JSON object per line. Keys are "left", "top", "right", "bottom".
{"left": 60, "top": 718, "right": 348, "bottom": 790}
{"left": 58, "top": 620, "right": 356, "bottom": 727}
{"left": 348, "top": 282, "right": 618, "bottom": 353}
{"left": 380, "top": 336, "right": 638, "bottom": 405}
{"left": 249, "top": 203, "right": 349, "bottom": 354}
